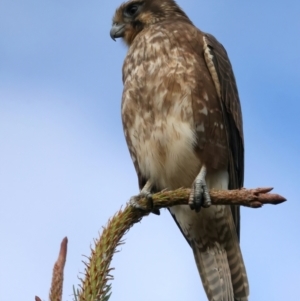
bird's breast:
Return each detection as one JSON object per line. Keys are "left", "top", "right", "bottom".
{"left": 122, "top": 89, "right": 202, "bottom": 191}
{"left": 121, "top": 26, "right": 210, "bottom": 190}
{"left": 132, "top": 116, "right": 200, "bottom": 190}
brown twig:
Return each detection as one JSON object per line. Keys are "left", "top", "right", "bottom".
{"left": 147, "top": 186, "right": 286, "bottom": 210}
{"left": 35, "top": 237, "right": 68, "bottom": 301}
{"left": 50, "top": 237, "right": 68, "bottom": 301}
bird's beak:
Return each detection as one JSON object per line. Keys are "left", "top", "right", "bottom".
{"left": 110, "top": 23, "right": 125, "bottom": 41}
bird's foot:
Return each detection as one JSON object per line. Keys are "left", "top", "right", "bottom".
{"left": 189, "top": 166, "right": 211, "bottom": 212}
{"left": 129, "top": 191, "right": 160, "bottom": 215}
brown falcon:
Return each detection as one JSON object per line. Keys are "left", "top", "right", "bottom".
{"left": 110, "top": 0, "right": 249, "bottom": 300}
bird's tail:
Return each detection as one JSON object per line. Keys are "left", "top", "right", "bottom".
{"left": 191, "top": 206, "right": 249, "bottom": 301}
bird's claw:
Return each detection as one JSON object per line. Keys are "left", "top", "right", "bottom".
{"left": 129, "top": 192, "right": 160, "bottom": 215}
{"left": 189, "top": 174, "right": 211, "bottom": 212}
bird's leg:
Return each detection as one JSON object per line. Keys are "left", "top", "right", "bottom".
{"left": 189, "top": 165, "right": 211, "bottom": 212}
{"left": 129, "top": 181, "right": 160, "bottom": 215}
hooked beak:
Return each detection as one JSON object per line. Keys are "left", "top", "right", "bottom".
{"left": 110, "top": 23, "right": 125, "bottom": 41}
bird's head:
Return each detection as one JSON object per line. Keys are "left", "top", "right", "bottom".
{"left": 110, "top": 0, "right": 189, "bottom": 46}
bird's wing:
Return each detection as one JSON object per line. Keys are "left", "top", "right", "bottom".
{"left": 202, "top": 33, "right": 244, "bottom": 240}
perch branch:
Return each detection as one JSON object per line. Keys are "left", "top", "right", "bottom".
{"left": 36, "top": 187, "right": 286, "bottom": 301}
{"left": 75, "top": 187, "right": 285, "bottom": 301}
{"left": 149, "top": 186, "right": 286, "bottom": 209}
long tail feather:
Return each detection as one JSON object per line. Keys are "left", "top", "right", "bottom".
{"left": 190, "top": 206, "right": 249, "bottom": 301}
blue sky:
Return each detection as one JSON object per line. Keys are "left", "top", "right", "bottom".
{"left": 0, "top": 0, "right": 299, "bottom": 300}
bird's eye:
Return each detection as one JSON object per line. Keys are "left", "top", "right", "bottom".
{"left": 124, "top": 4, "right": 139, "bottom": 17}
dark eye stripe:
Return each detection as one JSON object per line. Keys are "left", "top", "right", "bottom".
{"left": 124, "top": 4, "right": 140, "bottom": 17}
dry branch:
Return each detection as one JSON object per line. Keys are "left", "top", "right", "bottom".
{"left": 35, "top": 237, "right": 68, "bottom": 301}
{"left": 49, "top": 237, "right": 68, "bottom": 301}
{"left": 149, "top": 186, "right": 286, "bottom": 210}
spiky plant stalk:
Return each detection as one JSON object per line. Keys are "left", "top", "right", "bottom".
{"left": 74, "top": 187, "right": 285, "bottom": 301}
{"left": 75, "top": 203, "right": 146, "bottom": 301}
{"left": 35, "top": 187, "right": 286, "bottom": 301}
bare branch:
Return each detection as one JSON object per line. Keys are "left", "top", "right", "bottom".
{"left": 146, "top": 187, "right": 286, "bottom": 210}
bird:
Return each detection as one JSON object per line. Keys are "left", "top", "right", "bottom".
{"left": 110, "top": 0, "right": 249, "bottom": 300}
